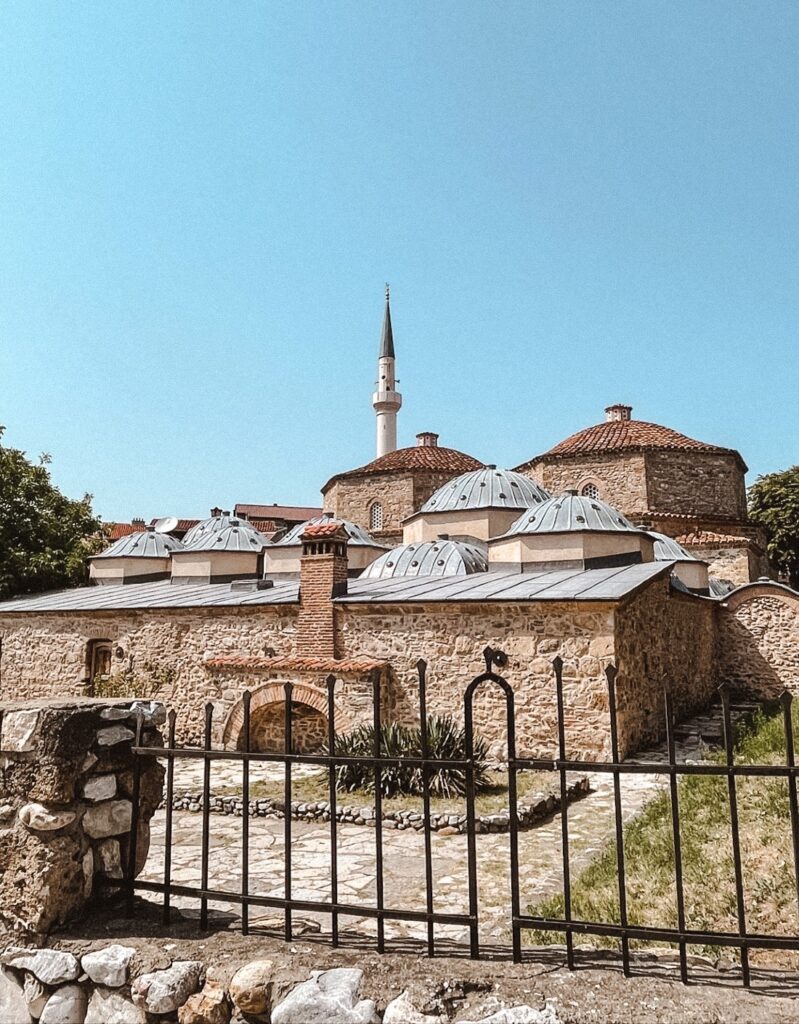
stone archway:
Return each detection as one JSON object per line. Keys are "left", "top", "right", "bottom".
{"left": 222, "top": 681, "right": 337, "bottom": 754}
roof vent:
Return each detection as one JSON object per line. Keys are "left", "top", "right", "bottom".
{"left": 487, "top": 464, "right": 497, "bottom": 470}
{"left": 565, "top": 489, "right": 578, "bottom": 496}
{"left": 605, "top": 404, "right": 632, "bottom": 422}
{"left": 416, "top": 432, "right": 439, "bottom": 447}
{"left": 323, "top": 511, "right": 334, "bottom": 519}
{"left": 437, "top": 533, "right": 449, "bottom": 540}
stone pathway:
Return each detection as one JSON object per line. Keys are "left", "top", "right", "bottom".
{"left": 141, "top": 700, "right": 758, "bottom": 950}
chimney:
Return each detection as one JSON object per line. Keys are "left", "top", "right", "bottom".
{"left": 132, "top": 517, "right": 145, "bottom": 528}
{"left": 297, "top": 522, "right": 349, "bottom": 659}
{"left": 605, "top": 404, "right": 632, "bottom": 422}
{"left": 416, "top": 432, "right": 439, "bottom": 447}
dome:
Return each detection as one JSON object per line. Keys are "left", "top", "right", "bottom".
{"left": 94, "top": 529, "right": 184, "bottom": 559}
{"left": 421, "top": 467, "right": 549, "bottom": 513}
{"left": 273, "top": 516, "right": 386, "bottom": 548}
{"left": 360, "top": 539, "right": 488, "bottom": 579}
{"left": 184, "top": 518, "right": 268, "bottom": 553}
{"left": 182, "top": 514, "right": 246, "bottom": 548}
{"left": 322, "top": 443, "right": 483, "bottom": 492}
{"left": 649, "top": 531, "right": 697, "bottom": 562}
{"left": 503, "top": 492, "right": 638, "bottom": 537}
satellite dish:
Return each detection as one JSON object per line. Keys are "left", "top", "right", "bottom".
{"left": 153, "top": 516, "right": 179, "bottom": 534}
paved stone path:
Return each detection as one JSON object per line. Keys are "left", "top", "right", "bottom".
{"left": 142, "top": 700, "right": 757, "bottom": 949}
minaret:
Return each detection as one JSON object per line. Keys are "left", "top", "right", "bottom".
{"left": 371, "top": 284, "right": 402, "bottom": 458}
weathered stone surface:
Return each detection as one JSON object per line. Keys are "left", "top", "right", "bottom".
{"left": 1, "top": 709, "right": 40, "bottom": 752}
{"left": 1, "top": 948, "right": 80, "bottom": 985}
{"left": 96, "top": 725, "right": 136, "bottom": 747}
{"left": 18, "top": 803, "right": 76, "bottom": 832}
{"left": 460, "top": 1005, "right": 562, "bottom": 1024}
{"left": 177, "top": 983, "right": 230, "bottom": 1024}
{"left": 82, "top": 800, "right": 132, "bottom": 839}
{"left": 0, "top": 967, "right": 30, "bottom": 1024}
{"left": 81, "top": 945, "right": 135, "bottom": 988}
{"left": 23, "top": 972, "right": 48, "bottom": 1017}
{"left": 0, "top": 803, "right": 15, "bottom": 824}
{"left": 131, "top": 961, "right": 204, "bottom": 1014}
{"left": 271, "top": 968, "right": 379, "bottom": 1024}
{"left": 228, "top": 960, "right": 274, "bottom": 1015}
{"left": 97, "top": 838, "right": 124, "bottom": 878}
{"left": 82, "top": 849, "right": 94, "bottom": 898}
{"left": 38, "top": 983, "right": 87, "bottom": 1024}
{"left": 0, "top": 827, "right": 86, "bottom": 934}
{"left": 85, "top": 985, "right": 147, "bottom": 1024}
{"left": 81, "top": 774, "right": 117, "bottom": 802}
{"left": 383, "top": 989, "right": 442, "bottom": 1023}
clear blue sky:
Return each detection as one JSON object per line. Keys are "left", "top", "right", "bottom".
{"left": 1, "top": 2, "right": 797, "bottom": 522}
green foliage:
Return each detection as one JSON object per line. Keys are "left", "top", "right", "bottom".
{"left": 90, "top": 663, "right": 175, "bottom": 700}
{"left": 0, "top": 426, "right": 105, "bottom": 599}
{"left": 331, "top": 715, "right": 490, "bottom": 798}
{"left": 748, "top": 466, "right": 799, "bottom": 588}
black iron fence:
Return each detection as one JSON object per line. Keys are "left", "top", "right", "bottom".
{"left": 124, "top": 648, "right": 799, "bottom": 988}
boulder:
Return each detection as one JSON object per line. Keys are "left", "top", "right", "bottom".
{"left": 228, "top": 960, "right": 274, "bottom": 1016}
{"left": 85, "top": 986, "right": 147, "bottom": 1024}
{"left": 383, "top": 990, "right": 442, "bottom": 1023}
{"left": 178, "top": 984, "right": 230, "bottom": 1024}
{"left": 0, "top": 967, "right": 30, "bottom": 1024}
{"left": 131, "top": 960, "right": 204, "bottom": 1014}
{"left": 81, "top": 775, "right": 117, "bottom": 802}
{"left": 81, "top": 945, "right": 135, "bottom": 988}
{"left": 18, "top": 803, "right": 76, "bottom": 832}
{"left": 271, "top": 968, "right": 379, "bottom": 1024}
{"left": 0, "top": 828, "right": 86, "bottom": 934}
{"left": 1, "top": 949, "right": 80, "bottom": 985}
{"left": 459, "top": 1005, "right": 562, "bottom": 1024}
{"left": 38, "top": 984, "right": 87, "bottom": 1024}
{"left": 82, "top": 800, "right": 132, "bottom": 839}
{"left": 23, "top": 972, "right": 49, "bottom": 1017}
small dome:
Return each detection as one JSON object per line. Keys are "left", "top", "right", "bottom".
{"left": 421, "top": 468, "right": 549, "bottom": 513}
{"left": 184, "top": 518, "right": 268, "bottom": 553}
{"left": 503, "top": 492, "right": 638, "bottom": 536}
{"left": 649, "top": 531, "right": 697, "bottom": 562}
{"left": 273, "top": 516, "right": 386, "bottom": 548}
{"left": 94, "top": 529, "right": 184, "bottom": 559}
{"left": 182, "top": 514, "right": 245, "bottom": 548}
{"left": 360, "top": 540, "right": 488, "bottom": 579}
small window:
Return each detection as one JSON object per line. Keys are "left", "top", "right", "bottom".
{"left": 86, "top": 640, "right": 112, "bottom": 694}
{"left": 581, "top": 483, "right": 600, "bottom": 500}
{"left": 369, "top": 502, "right": 383, "bottom": 531}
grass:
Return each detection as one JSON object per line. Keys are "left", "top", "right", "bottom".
{"left": 526, "top": 701, "right": 799, "bottom": 965}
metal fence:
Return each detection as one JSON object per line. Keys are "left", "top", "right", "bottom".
{"left": 124, "top": 648, "right": 799, "bottom": 988}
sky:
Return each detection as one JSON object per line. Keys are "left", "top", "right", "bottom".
{"left": 1, "top": 2, "right": 797, "bottom": 522}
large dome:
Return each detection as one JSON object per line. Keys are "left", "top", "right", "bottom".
{"left": 94, "top": 529, "right": 184, "bottom": 559}
{"left": 184, "top": 520, "right": 269, "bottom": 553}
{"left": 183, "top": 514, "right": 248, "bottom": 548}
{"left": 421, "top": 467, "right": 549, "bottom": 514}
{"left": 273, "top": 516, "right": 386, "bottom": 548}
{"left": 322, "top": 442, "right": 483, "bottom": 493}
{"left": 503, "top": 492, "right": 638, "bottom": 536}
{"left": 360, "top": 539, "right": 487, "bottom": 579}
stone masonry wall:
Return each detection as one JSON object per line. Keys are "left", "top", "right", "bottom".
{"left": 686, "top": 544, "right": 755, "bottom": 587}
{"left": 522, "top": 453, "right": 649, "bottom": 516}
{"left": 717, "top": 586, "right": 799, "bottom": 698}
{"left": 645, "top": 450, "right": 747, "bottom": 519}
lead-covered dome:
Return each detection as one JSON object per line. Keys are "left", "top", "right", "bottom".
{"left": 649, "top": 531, "right": 697, "bottom": 562}
{"left": 421, "top": 467, "right": 549, "bottom": 513}
{"left": 274, "top": 516, "right": 386, "bottom": 548}
{"left": 504, "top": 492, "right": 638, "bottom": 536}
{"left": 360, "top": 539, "right": 487, "bottom": 579}
{"left": 94, "top": 528, "right": 184, "bottom": 559}
{"left": 185, "top": 519, "right": 269, "bottom": 552}
{"left": 182, "top": 513, "right": 247, "bottom": 548}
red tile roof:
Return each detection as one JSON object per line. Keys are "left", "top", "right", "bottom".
{"left": 108, "top": 522, "right": 144, "bottom": 540}
{"left": 302, "top": 521, "right": 347, "bottom": 539}
{"left": 322, "top": 445, "right": 483, "bottom": 491}
{"left": 517, "top": 420, "right": 745, "bottom": 470}
{"left": 676, "top": 530, "right": 751, "bottom": 547}
{"left": 235, "top": 503, "right": 323, "bottom": 521}
{"left": 205, "top": 655, "right": 386, "bottom": 673}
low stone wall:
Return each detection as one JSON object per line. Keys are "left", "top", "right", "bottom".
{"left": 0, "top": 698, "right": 164, "bottom": 937}
{"left": 717, "top": 583, "right": 799, "bottom": 698}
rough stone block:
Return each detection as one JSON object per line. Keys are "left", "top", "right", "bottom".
{"left": 0, "top": 709, "right": 40, "bottom": 752}
{"left": 82, "top": 800, "right": 132, "bottom": 839}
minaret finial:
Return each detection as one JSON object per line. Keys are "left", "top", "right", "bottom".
{"left": 385, "top": 282, "right": 390, "bottom": 303}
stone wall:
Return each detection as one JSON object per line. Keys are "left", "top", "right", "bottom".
{"left": 0, "top": 698, "right": 163, "bottom": 937}
{"left": 684, "top": 543, "right": 755, "bottom": 587}
{"left": 521, "top": 453, "right": 649, "bottom": 515}
{"left": 645, "top": 451, "right": 747, "bottom": 519}
{"left": 717, "top": 584, "right": 799, "bottom": 698}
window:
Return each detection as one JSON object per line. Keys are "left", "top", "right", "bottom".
{"left": 581, "top": 483, "right": 601, "bottom": 500}
{"left": 369, "top": 502, "right": 384, "bottom": 531}
{"left": 86, "top": 640, "right": 112, "bottom": 694}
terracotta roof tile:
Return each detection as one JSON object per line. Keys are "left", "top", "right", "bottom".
{"left": 302, "top": 521, "right": 348, "bottom": 539}
{"left": 205, "top": 655, "right": 386, "bottom": 673}
{"left": 322, "top": 445, "right": 483, "bottom": 491}
{"left": 235, "top": 503, "right": 323, "bottom": 521}
{"left": 108, "top": 522, "right": 142, "bottom": 540}
{"left": 676, "top": 530, "right": 751, "bottom": 547}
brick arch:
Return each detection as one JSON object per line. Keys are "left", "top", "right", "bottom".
{"left": 222, "top": 680, "right": 346, "bottom": 750}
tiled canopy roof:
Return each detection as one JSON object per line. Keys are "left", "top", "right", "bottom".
{"left": 322, "top": 445, "right": 483, "bottom": 491}
{"left": 676, "top": 530, "right": 750, "bottom": 547}
{"left": 518, "top": 420, "right": 745, "bottom": 468}
{"left": 302, "top": 521, "right": 348, "bottom": 539}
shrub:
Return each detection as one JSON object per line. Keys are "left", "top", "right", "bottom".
{"left": 330, "top": 715, "right": 490, "bottom": 798}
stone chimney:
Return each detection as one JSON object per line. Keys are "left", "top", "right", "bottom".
{"left": 132, "top": 517, "right": 145, "bottom": 528}
{"left": 416, "top": 432, "right": 439, "bottom": 447}
{"left": 297, "top": 521, "right": 349, "bottom": 658}
{"left": 605, "top": 404, "right": 632, "bottom": 422}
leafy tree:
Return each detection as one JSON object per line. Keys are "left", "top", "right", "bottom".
{"left": 0, "top": 426, "right": 106, "bottom": 599}
{"left": 748, "top": 466, "right": 799, "bottom": 589}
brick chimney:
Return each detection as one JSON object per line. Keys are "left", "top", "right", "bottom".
{"left": 605, "top": 404, "right": 632, "bottom": 422}
{"left": 416, "top": 432, "right": 439, "bottom": 447}
{"left": 297, "top": 521, "right": 349, "bottom": 658}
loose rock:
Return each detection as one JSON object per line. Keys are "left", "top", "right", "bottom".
{"left": 82, "top": 800, "right": 133, "bottom": 839}
{"left": 23, "top": 971, "right": 49, "bottom": 1017}
{"left": 178, "top": 983, "right": 230, "bottom": 1024}
{"left": 82, "top": 775, "right": 117, "bottom": 802}
{"left": 1, "top": 948, "right": 81, "bottom": 985}
{"left": 131, "top": 960, "right": 204, "bottom": 1014}
{"left": 86, "top": 985, "right": 147, "bottom": 1024}
{"left": 228, "top": 959, "right": 274, "bottom": 1016}
{"left": 18, "top": 803, "right": 76, "bottom": 832}
{"left": 96, "top": 725, "right": 135, "bottom": 747}
{"left": 81, "top": 945, "right": 135, "bottom": 988}
{"left": 271, "top": 968, "right": 379, "bottom": 1024}
{"left": 0, "top": 967, "right": 29, "bottom": 1024}
{"left": 460, "top": 1004, "right": 562, "bottom": 1024}
{"left": 383, "top": 989, "right": 442, "bottom": 1023}
{"left": 39, "top": 983, "right": 87, "bottom": 1024}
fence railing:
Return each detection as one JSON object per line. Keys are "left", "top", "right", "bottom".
{"left": 123, "top": 648, "right": 799, "bottom": 988}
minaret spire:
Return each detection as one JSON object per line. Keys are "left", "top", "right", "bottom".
{"left": 372, "top": 284, "right": 402, "bottom": 458}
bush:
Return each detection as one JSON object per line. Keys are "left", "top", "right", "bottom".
{"left": 330, "top": 715, "right": 490, "bottom": 798}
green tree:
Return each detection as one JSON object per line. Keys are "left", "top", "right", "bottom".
{"left": 0, "top": 427, "right": 105, "bottom": 599}
{"left": 748, "top": 466, "right": 799, "bottom": 589}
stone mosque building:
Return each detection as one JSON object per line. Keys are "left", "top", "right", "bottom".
{"left": 0, "top": 292, "right": 794, "bottom": 761}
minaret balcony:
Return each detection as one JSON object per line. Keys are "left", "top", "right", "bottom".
{"left": 372, "top": 390, "right": 403, "bottom": 412}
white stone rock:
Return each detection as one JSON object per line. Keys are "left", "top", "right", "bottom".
{"left": 18, "top": 803, "right": 76, "bottom": 832}
{"left": 39, "top": 984, "right": 87, "bottom": 1024}
{"left": 99, "top": 707, "right": 133, "bottom": 722}
{"left": 460, "top": 1004, "right": 562, "bottom": 1024}
{"left": 81, "top": 753, "right": 98, "bottom": 772}
{"left": 0, "top": 803, "right": 15, "bottom": 824}
{"left": 1, "top": 709, "right": 40, "bottom": 752}
{"left": 82, "top": 850, "right": 94, "bottom": 899}
{"left": 81, "top": 945, "right": 135, "bottom": 988}
{"left": 228, "top": 959, "right": 273, "bottom": 1015}
{"left": 129, "top": 701, "right": 167, "bottom": 726}
{"left": 383, "top": 990, "right": 442, "bottom": 1024}
{"left": 82, "top": 800, "right": 132, "bottom": 839}
{"left": 0, "top": 966, "right": 30, "bottom": 1024}
{"left": 131, "top": 960, "right": 204, "bottom": 1014}
{"left": 24, "top": 971, "right": 49, "bottom": 1017}
{"left": 271, "top": 968, "right": 379, "bottom": 1024}
{"left": 1, "top": 949, "right": 81, "bottom": 985}
{"left": 86, "top": 986, "right": 147, "bottom": 1024}
{"left": 96, "top": 725, "right": 135, "bottom": 747}
{"left": 98, "top": 839, "right": 123, "bottom": 878}
{"left": 81, "top": 774, "right": 117, "bottom": 802}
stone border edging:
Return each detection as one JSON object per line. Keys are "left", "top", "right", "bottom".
{"left": 166, "top": 776, "right": 590, "bottom": 835}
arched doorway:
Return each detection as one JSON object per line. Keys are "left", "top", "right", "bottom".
{"left": 222, "top": 682, "right": 337, "bottom": 754}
